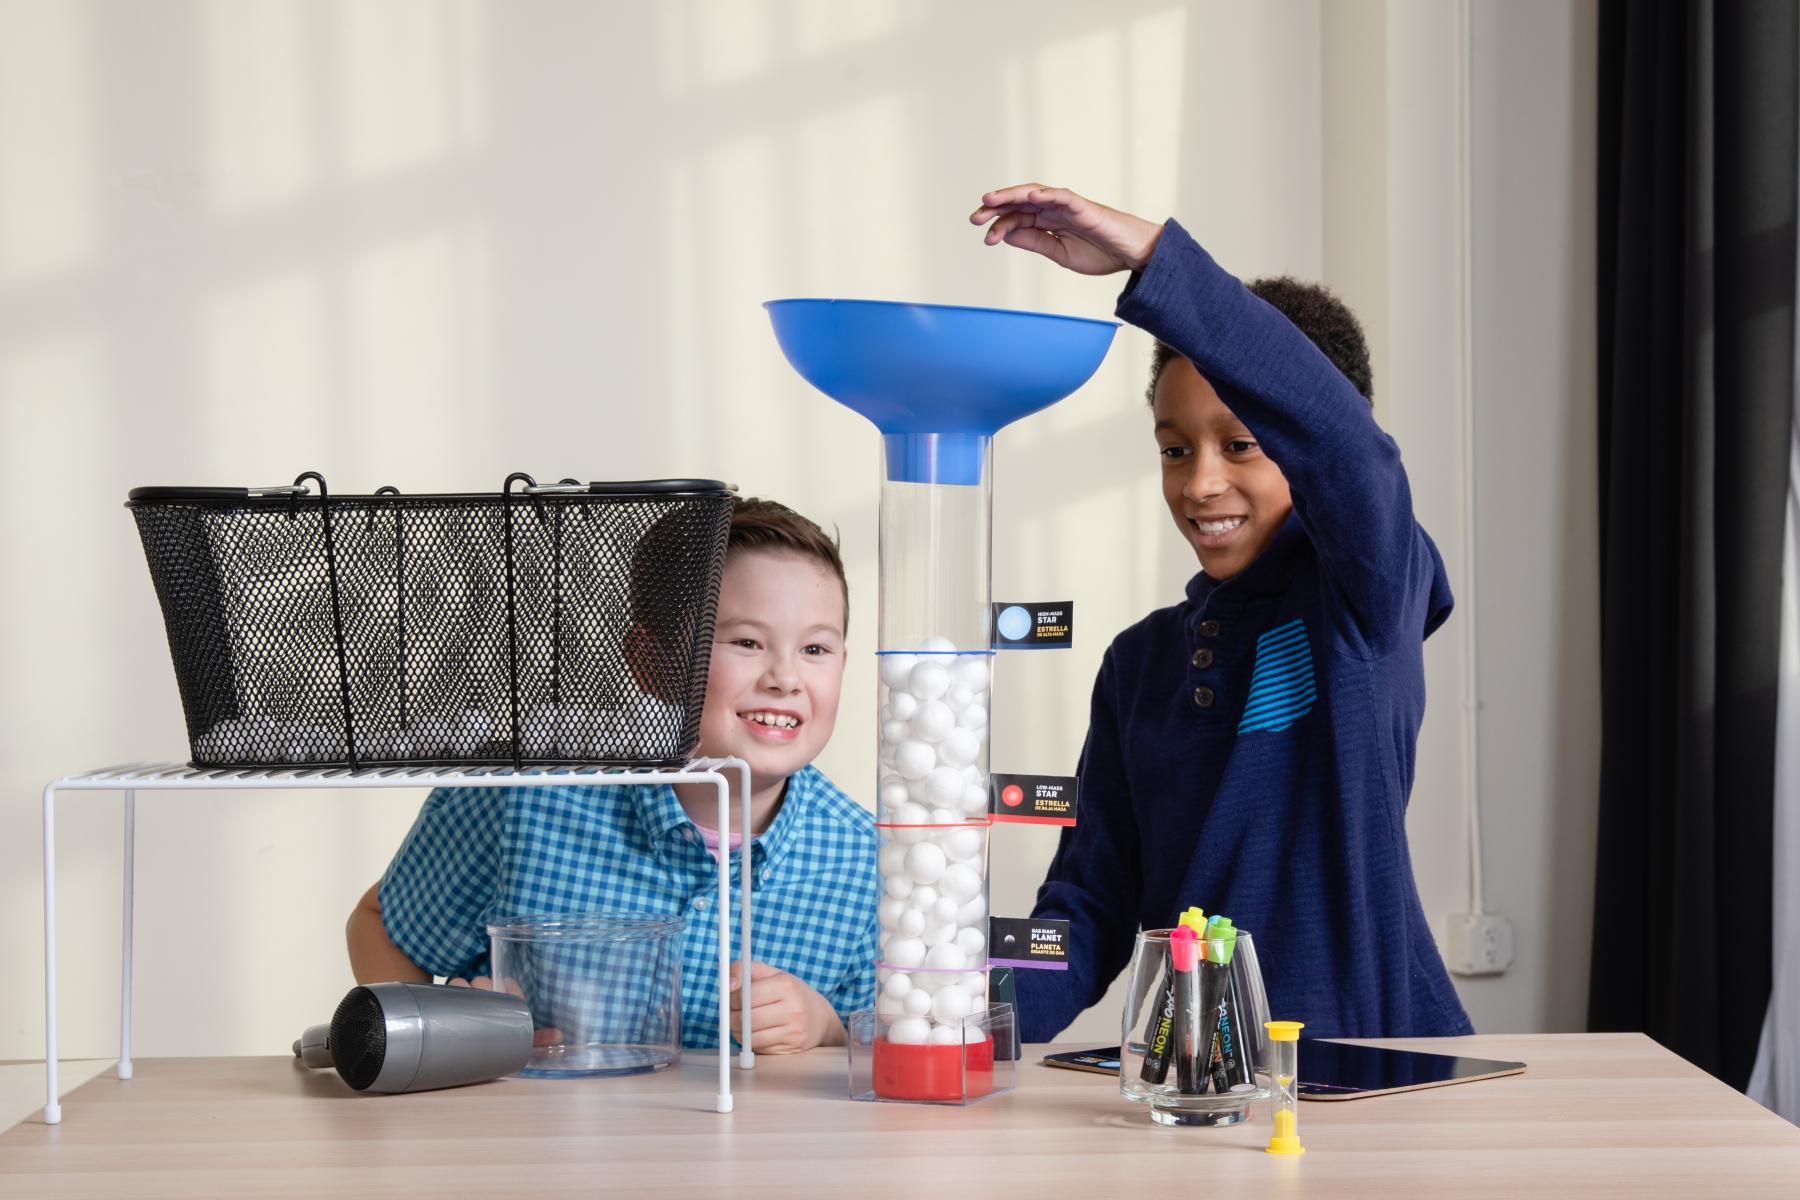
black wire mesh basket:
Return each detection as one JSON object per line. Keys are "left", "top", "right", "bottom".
{"left": 127, "top": 471, "right": 734, "bottom": 770}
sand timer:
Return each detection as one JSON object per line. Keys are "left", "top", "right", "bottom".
{"left": 765, "top": 298, "right": 1114, "bottom": 1101}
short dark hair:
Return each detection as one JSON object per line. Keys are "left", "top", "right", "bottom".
{"left": 724, "top": 495, "right": 850, "bottom": 634}
{"left": 1147, "top": 276, "right": 1373, "bottom": 405}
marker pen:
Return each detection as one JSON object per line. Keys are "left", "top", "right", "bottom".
{"left": 1136, "top": 909, "right": 1204, "bottom": 1085}
{"left": 1191, "top": 923, "right": 1231, "bottom": 1096}
{"left": 1169, "top": 924, "right": 1205, "bottom": 1095}
{"left": 1205, "top": 917, "right": 1253, "bottom": 1092}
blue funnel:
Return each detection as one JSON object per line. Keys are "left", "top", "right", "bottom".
{"left": 765, "top": 299, "right": 1118, "bottom": 485}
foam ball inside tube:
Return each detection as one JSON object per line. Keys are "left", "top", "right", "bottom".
{"left": 883, "top": 970, "right": 913, "bottom": 998}
{"left": 939, "top": 727, "right": 980, "bottom": 768}
{"left": 928, "top": 807, "right": 961, "bottom": 825}
{"left": 946, "top": 685, "right": 974, "bottom": 711}
{"left": 885, "top": 875, "right": 914, "bottom": 899}
{"left": 889, "top": 800, "right": 929, "bottom": 843}
{"left": 959, "top": 703, "right": 987, "bottom": 731}
{"left": 908, "top": 885, "right": 939, "bottom": 913}
{"left": 941, "top": 825, "right": 983, "bottom": 863}
{"left": 955, "top": 927, "right": 987, "bottom": 957}
{"left": 910, "top": 699, "right": 955, "bottom": 742}
{"left": 889, "top": 691, "right": 918, "bottom": 720}
{"left": 888, "top": 1016, "right": 930, "bottom": 1045}
{"left": 895, "top": 740, "right": 936, "bottom": 780}
{"left": 932, "top": 894, "right": 960, "bottom": 924}
{"left": 899, "top": 908, "right": 925, "bottom": 937}
{"left": 930, "top": 985, "right": 972, "bottom": 1022}
{"left": 886, "top": 936, "right": 925, "bottom": 967}
{"left": 877, "top": 993, "right": 906, "bottom": 1019}
{"left": 956, "top": 895, "right": 987, "bottom": 927}
{"left": 908, "top": 660, "right": 951, "bottom": 701}
{"left": 926, "top": 766, "right": 965, "bottom": 805}
{"left": 939, "top": 863, "right": 981, "bottom": 902}
{"left": 952, "top": 656, "right": 990, "bottom": 691}
{"left": 919, "top": 635, "right": 957, "bottom": 653}
{"left": 878, "top": 775, "right": 909, "bottom": 813}
{"left": 879, "top": 654, "right": 919, "bottom": 689}
{"left": 878, "top": 896, "right": 905, "bottom": 930}
{"left": 902, "top": 988, "right": 933, "bottom": 1016}
{"left": 903, "top": 842, "right": 947, "bottom": 885}
{"left": 928, "top": 1025, "right": 963, "bottom": 1046}
{"left": 922, "top": 922, "right": 953, "bottom": 947}
{"left": 878, "top": 841, "right": 908, "bottom": 877}
{"left": 962, "top": 1024, "right": 990, "bottom": 1044}
{"left": 882, "top": 719, "right": 909, "bottom": 744}
{"left": 924, "top": 943, "right": 967, "bottom": 970}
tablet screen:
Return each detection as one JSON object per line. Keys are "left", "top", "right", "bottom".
{"left": 1296, "top": 1039, "right": 1525, "bottom": 1098}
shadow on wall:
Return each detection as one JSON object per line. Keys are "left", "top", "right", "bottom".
{"left": 0, "top": 0, "right": 1237, "bottom": 1059}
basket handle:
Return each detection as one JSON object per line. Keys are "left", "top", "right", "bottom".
{"left": 296, "top": 472, "right": 361, "bottom": 771}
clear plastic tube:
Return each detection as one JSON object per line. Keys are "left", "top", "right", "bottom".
{"left": 871, "top": 455, "right": 994, "bottom": 1050}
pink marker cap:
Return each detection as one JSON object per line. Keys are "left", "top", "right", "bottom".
{"left": 1169, "top": 925, "right": 1199, "bottom": 972}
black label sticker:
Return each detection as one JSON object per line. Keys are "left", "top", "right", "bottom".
{"left": 989, "top": 916, "right": 1070, "bottom": 970}
{"left": 992, "top": 601, "right": 1073, "bottom": 649}
{"left": 989, "top": 773, "right": 1078, "bottom": 825}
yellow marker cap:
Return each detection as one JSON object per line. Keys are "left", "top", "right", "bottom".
{"left": 1265, "top": 1020, "right": 1305, "bottom": 1042}
{"left": 1178, "top": 907, "right": 1206, "bottom": 932}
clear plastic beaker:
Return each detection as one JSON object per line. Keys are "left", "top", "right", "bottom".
{"left": 486, "top": 912, "right": 684, "bottom": 1077}
{"left": 1118, "top": 927, "right": 1273, "bottom": 1125}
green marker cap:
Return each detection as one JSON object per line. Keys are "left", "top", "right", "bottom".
{"left": 1206, "top": 915, "right": 1238, "bottom": 964}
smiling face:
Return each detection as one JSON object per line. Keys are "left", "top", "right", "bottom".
{"left": 694, "top": 548, "right": 847, "bottom": 792}
{"left": 1152, "top": 355, "right": 1293, "bottom": 581}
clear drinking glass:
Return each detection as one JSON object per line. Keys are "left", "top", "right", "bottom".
{"left": 1118, "top": 928, "right": 1272, "bottom": 1125}
{"left": 486, "top": 912, "right": 684, "bottom": 1077}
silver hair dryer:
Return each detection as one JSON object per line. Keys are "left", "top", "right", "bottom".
{"left": 295, "top": 982, "right": 533, "bottom": 1093}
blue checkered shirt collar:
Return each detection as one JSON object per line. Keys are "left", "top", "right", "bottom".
{"left": 628, "top": 765, "right": 822, "bottom": 872}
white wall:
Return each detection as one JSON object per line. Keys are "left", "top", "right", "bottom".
{"left": 0, "top": 0, "right": 1596, "bottom": 1064}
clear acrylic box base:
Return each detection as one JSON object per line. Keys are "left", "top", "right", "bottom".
{"left": 847, "top": 1003, "right": 1016, "bottom": 1106}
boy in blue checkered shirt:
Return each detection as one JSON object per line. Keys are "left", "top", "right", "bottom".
{"left": 346, "top": 497, "right": 879, "bottom": 1053}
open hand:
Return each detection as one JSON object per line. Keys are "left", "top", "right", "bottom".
{"left": 729, "top": 960, "right": 845, "bottom": 1053}
{"left": 969, "top": 184, "right": 1164, "bottom": 275}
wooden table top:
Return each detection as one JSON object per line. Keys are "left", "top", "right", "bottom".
{"left": 3, "top": 1034, "right": 1797, "bottom": 1198}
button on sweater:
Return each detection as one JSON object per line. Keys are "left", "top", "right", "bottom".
{"left": 1015, "top": 220, "right": 1473, "bottom": 1042}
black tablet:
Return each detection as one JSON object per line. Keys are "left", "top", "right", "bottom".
{"left": 1041, "top": 1041, "right": 1526, "bottom": 1099}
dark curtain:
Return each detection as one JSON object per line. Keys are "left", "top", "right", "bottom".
{"left": 1593, "top": 0, "right": 1796, "bottom": 1089}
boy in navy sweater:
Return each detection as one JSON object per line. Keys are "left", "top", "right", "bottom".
{"left": 970, "top": 184, "right": 1472, "bottom": 1040}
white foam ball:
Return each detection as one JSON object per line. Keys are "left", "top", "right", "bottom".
{"left": 910, "top": 970, "right": 947, "bottom": 993}
{"left": 932, "top": 894, "right": 960, "bottom": 924}
{"left": 956, "top": 895, "right": 987, "bottom": 927}
{"left": 941, "top": 825, "right": 984, "bottom": 863}
{"left": 878, "top": 897, "right": 905, "bottom": 930}
{"left": 878, "top": 776, "right": 909, "bottom": 813}
{"left": 882, "top": 719, "right": 908, "bottom": 744}
{"left": 929, "top": 807, "right": 962, "bottom": 825}
{"left": 924, "top": 943, "right": 967, "bottom": 970}
{"left": 953, "top": 656, "right": 990, "bottom": 691}
{"left": 964, "top": 765, "right": 987, "bottom": 787}
{"left": 926, "top": 766, "right": 965, "bottom": 805}
{"left": 885, "top": 875, "right": 914, "bottom": 900}
{"left": 908, "top": 885, "right": 939, "bottom": 913}
{"left": 903, "top": 988, "right": 933, "bottom": 1016}
{"left": 877, "top": 994, "right": 906, "bottom": 1019}
{"left": 962, "top": 1024, "right": 990, "bottom": 1044}
{"left": 906, "top": 777, "right": 930, "bottom": 804}
{"left": 878, "top": 841, "right": 908, "bottom": 878}
{"left": 961, "top": 784, "right": 990, "bottom": 814}
{"left": 939, "top": 863, "right": 981, "bottom": 902}
{"left": 959, "top": 703, "right": 987, "bottom": 731}
{"left": 928, "top": 1025, "right": 963, "bottom": 1045}
{"left": 939, "top": 727, "right": 980, "bottom": 768}
{"left": 922, "top": 922, "right": 953, "bottom": 947}
{"left": 886, "top": 937, "right": 925, "bottom": 967}
{"left": 911, "top": 700, "right": 955, "bottom": 742}
{"left": 947, "top": 685, "right": 974, "bottom": 711}
{"left": 889, "top": 691, "right": 918, "bottom": 720}
{"left": 908, "top": 660, "right": 950, "bottom": 701}
{"left": 889, "top": 801, "right": 929, "bottom": 843}
{"left": 895, "top": 740, "right": 935, "bottom": 781}
{"left": 887, "top": 1016, "right": 930, "bottom": 1045}
{"left": 882, "top": 970, "right": 913, "bottom": 998}
{"left": 961, "top": 971, "right": 987, "bottom": 993}
{"left": 930, "top": 985, "right": 972, "bottom": 1022}
{"left": 919, "top": 635, "right": 956, "bottom": 653}
{"left": 899, "top": 908, "right": 925, "bottom": 937}
{"left": 956, "top": 927, "right": 987, "bottom": 957}
{"left": 879, "top": 654, "right": 918, "bottom": 689}
{"left": 904, "top": 841, "right": 946, "bottom": 885}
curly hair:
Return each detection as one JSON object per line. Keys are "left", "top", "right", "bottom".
{"left": 1147, "top": 276, "right": 1373, "bottom": 406}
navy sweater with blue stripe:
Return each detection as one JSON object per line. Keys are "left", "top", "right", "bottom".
{"left": 1015, "top": 220, "right": 1473, "bottom": 1042}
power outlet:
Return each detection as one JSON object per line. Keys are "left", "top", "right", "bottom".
{"left": 1446, "top": 912, "right": 1514, "bottom": 976}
